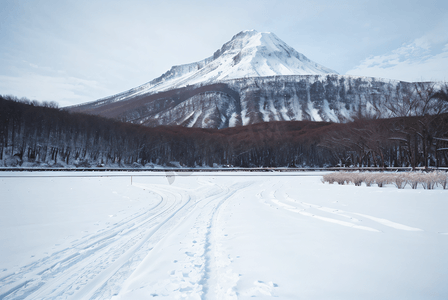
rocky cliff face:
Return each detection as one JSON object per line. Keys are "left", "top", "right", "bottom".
{"left": 225, "top": 75, "right": 399, "bottom": 124}
{"left": 70, "top": 74, "right": 430, "bottom": 129}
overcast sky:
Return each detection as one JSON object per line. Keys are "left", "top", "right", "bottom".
{"left": 1, "top": 0, "right": 447, "bottom": 107}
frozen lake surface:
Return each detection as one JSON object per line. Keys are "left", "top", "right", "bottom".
{"left": 1, "top": 171, "right": 447, "bottom": 299}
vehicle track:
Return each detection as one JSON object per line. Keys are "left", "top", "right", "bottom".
{"left": 0, "top": 185, "right": 190, "bottom": 300}
{"left": 259, "top": 180, "right": 424, "bottom": 233}
{"left": 0, "top": 177, "right": 253, "bottom": 300}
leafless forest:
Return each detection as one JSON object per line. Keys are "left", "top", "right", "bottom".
{"left": 1, "top": 84, "right": 448, "bottom": 168}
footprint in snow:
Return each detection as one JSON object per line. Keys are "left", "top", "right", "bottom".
{"left": 242, "top": 280, "right": 279, "bottom": 297}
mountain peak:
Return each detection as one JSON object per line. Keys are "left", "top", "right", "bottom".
{"left": 198, "top": 30, "right": 338, "bottom": 82}
{"left": 231, "top": 29, "right": 259, "bottom": 39}
{"left": 216, "top": 30, "right": 281, "bottom": 58}
{"left": 92, "top": 30, "right": 338, "bottom": 102}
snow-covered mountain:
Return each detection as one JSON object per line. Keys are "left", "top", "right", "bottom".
{"left": 69, "top": 30, "right": 430, "bottom": 129}
{"left": 151, "top": 30, "right": 337, "bottom": 89}
{"left": 75, "top": 30, "right": 337, "bottom": 106}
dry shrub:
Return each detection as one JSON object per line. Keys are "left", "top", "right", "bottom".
{"left": 391, "top": 174, "right": 407, "bottom": 189}
{"left": 375, "top": 173, "right": 393, "bottom": 187}
{"left": 336, "top": 172, "right": 352, "bottom": 185}
{"left": 421, "top": 172, "right": 437, "bottom": 190}
{"left": 352, "top": 173, "right": 364, "bottom": 186}
{"left": 322, "top": 173, "right": 337, "bottom": 184}
{"left": 406, "top": 172, "right": 420, "bottom": 189}
{"left": 364, "top": 173, "right": 376, "bottom": 187}
{"left": 436, "top": 171, "right": 448, "bottom": 189}
{"left": 322, "top": 172, "right": 353, "bottom": 185}
{"left": 322, "top": 171, "right": 448, "bottom": 190}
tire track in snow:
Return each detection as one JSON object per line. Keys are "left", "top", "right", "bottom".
{"left": 150, "top": 179, "right": 242, "bottom": 299}
{"left": 290, "top": 199, "right": 423, "bottom": 232}
{"left": 169, "top": 180, "right": 254, "bottom": 300}
{"left": 74, "top": 186, "right": 194, "bottom": 300}
{"left": 208, "top": 181, "right": 257, "bottom": 300}
{"left": 89, "top": 183, "right": 213, "bottom": 299}
{"left": 261, "top": 182, "right": 423, "bottom": 233}
{"left": 258, "top": 180, "right": 379, "bottom": 232}
{"left": 0, "top": 185, "right": 192, "bottom": 300}
{"left": 115, "top": 179, "right": 254, "bottom": 300}
{"left": 0, "top": 193, "right": 164, "bottom": 288}
{"left": 200, "top": 182, "right": 251, "bottom": 300}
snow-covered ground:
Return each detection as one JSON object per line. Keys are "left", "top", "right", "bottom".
{"left": 1, "top": 172, "right": 447, "bottom": 299}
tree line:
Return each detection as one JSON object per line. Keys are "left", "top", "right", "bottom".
{"left": 1, "top": 89, "right": 447, "bottom": 168}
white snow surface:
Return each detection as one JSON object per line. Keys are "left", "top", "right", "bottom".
{"left": 91, "top": 30, "right": 338, "bottom": 105}
{"left": 1, "top": 172, "right": 448, "bottom": 299}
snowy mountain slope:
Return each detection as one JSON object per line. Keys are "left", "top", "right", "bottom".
{"left": 72, "top": 30, "right": 337, "bottom": 108}
{"left": 71, "top": 74, "right": 422, "bottom": 128}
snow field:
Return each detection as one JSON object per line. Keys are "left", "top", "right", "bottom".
{"left": 0, "top": 172, "right": 447, "bottom": 299}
